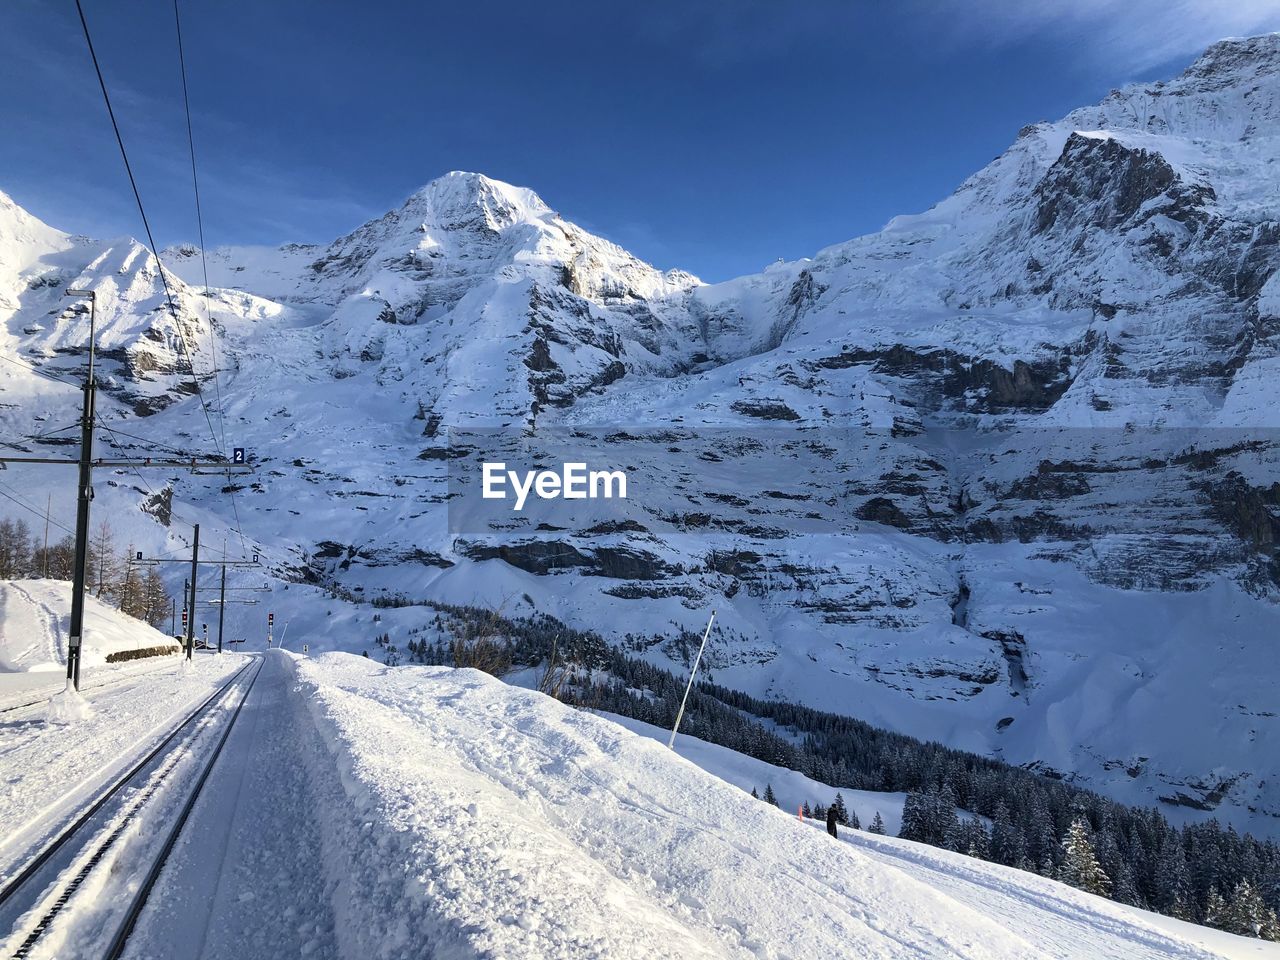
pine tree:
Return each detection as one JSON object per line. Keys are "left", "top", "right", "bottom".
{"left": 847, "top": 805, "right": 861, "bottom": 830}
{"left": 1110, "top": 860, "right": 1142, "bottom": 907}
{"left": 868, "top": 811, "right": 886, "bottom": 835}
{"left": 1224, "top": 879, "right": 1270, "bottom": 938}
{"left": 802, "top": 801, "right": 812, "bottom": 818}
{"left": 899, "top": 791, "right": 928, "bottom": 842}
{"left": 1059, "top": 818, "right": 1111, "bottom": 897}
{"left": 932, "top": 785, "right": 960, "bottom": 848}
{"left": 990, "top": 801, "right": 1026, "bottom": 868}
{"left": 750, "top": 786, "right": 759, "bottom": 800}
{"left": 1260, "top": 906, "right": 1280, "bottom": 943}
{"left": 1025, "top": 793, "right": 1057, "bottom": 868}
{"left": 1170, "top": 892, "right": 1193, "bottom": 922}
{"left": 954, "top": 818, "right": 990, "bottom": 860}
{"left": 1153, "top": 839, "right": 1191, "bottom": 913}
{"left": 1203, "top": 886, "right": 1228, "bottom": 930}
{"left": 763, "top": 784, "right": 779, "bottom": 807}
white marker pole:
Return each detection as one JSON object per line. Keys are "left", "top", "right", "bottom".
{"left": 668, "top": 611, "right": 716, "bottom": 750}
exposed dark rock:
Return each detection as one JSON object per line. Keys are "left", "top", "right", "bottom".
{"left": 813, "top": 345, "right": 1073, "bottom": 413}
{"left": 460, "top": 539, "right": 678, "bottom": 580}
{"left": 983, "top": 630, "right": 1030, "bottom": 693}
{"left": 1204, "top": 471, "right": 1280, "bottom": 556}
{"left": 1033, "top": 133, "right": 1211, "bottom": 235}
{"left": 730, "top": 399, "right": 801, "bottom": 421}
{"left": 142, "top": 487, "right": 173, "bottom": 526}
{"left": 856, "top": 497, "right": 913, "bottom": 529}
{"left": 1005, "top": 471, "right": 1091, "bottom": 500}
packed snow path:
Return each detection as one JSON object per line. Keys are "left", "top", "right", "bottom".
{"left": 123, "top": 653, "right": 336, "bottom": 959}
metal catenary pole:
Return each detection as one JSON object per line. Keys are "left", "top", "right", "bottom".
{"left": 667, "top": 610, "right": 716, "bottom": 750}
{"left": 41, "top": 493, "right": 51, "bottom": 578}
{"left": 185, "top": 523, "right": 199, "bottom": 660}
{"left": 65, "top": 289, "right": 96, "bottom": 691}
{"left": 216, "top": 565, "right": 226, "bottom": 654}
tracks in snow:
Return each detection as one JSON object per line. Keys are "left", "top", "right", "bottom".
{"left": 0, "top": 657, "right": 184, "bottom": 717}
{"left": 0, "top": 656, "right": 264, "bottom": 960}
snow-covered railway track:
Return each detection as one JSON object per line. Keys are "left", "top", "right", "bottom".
{"left": 0, "top": 657, "right": 185, "bottom": 717}
{"left": 0, "top": 656, "right": 264, "bottom": 960}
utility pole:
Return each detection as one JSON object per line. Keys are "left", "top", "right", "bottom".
{"left": 185, "top": 523, "right": 199, "bottom": 660}
{"left": 216, "top": 565, "right": 226, "bottom": 654}
{"left": 3, "top": 287, "right": 252, "bottom": 689}
{"left": 667, "top": 610, "right": 716, "bottom": 750}
{"left": 65, "top": 288, "right": 96, "bottom": 692}
{"left": 170, "top": 595, "right": 176, "bottom": 635}
{"left": 41, "top": 493, "right": 50, "bottom": 578}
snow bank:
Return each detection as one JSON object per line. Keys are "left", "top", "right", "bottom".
{"left": 289, "top": 652, "right": 1231, "bottom": 959}
{"left": 0, "top": 580, "right": 181, "bottom": 709}
{"left": 0, "top": 579, "right": 179, "bottom": 672}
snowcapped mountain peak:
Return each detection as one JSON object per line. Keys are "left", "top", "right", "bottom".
{"left": 0, "top": 189, "right": 71, "bottom": 280}
{"left": 1070, "top": 33, "right": 1280, "bottom": 146}
{"left": 1180, "top": 32, "right": 1280, "bottom": 85}
{"left": 404, "top": 170, "right": 552, "bottom": 233}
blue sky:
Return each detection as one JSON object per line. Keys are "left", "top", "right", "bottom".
{"left": 3, "top": 1, "right": 1278, "bottom": 281}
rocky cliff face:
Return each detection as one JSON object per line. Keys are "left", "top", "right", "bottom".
{"left": 2, "top": 38, "right": 1278, "bottom": 836}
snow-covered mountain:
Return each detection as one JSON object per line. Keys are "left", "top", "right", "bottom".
{"left": 1, "top": 36, "right": 1278, "bottom": 839}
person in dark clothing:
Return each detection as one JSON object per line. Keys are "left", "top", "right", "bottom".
{"left": 826, "top": 806, "right": 838, "bottom": 838}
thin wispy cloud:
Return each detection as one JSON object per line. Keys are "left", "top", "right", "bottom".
{"left": 924, "top": 0, "right": 1280, "bottom": 73}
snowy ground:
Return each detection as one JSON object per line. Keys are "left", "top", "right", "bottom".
{"left": 607, "top": 709, "right": 919, "bottom": 835}
{"left": 611, "top": 710, "right": 1276, "bottom": 960}
{"left": 262, "top": 652, "right": 1257, "bottom": 959}
{"left": 0, "top": 580, "right": 182, "bottom": 707}
{"left": 0, "top": 652, "right": 242, "bottom": 888}
{"left": 0, "top": 638, "right": 1269, "bottom": 958}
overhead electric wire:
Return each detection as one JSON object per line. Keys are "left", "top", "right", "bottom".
{"left": 0, "top": 419, "right": 80, "bottom": 449}
{"left": 172, "top": 0, "right": 227, "bottom": 456}
{"left": 92, "top": 419, "right": 195, "bottom": 458}
{"left": 0, "top": 354, "right": 79, "bottom": 387}
{"left": 0, "top": 482, "right": 74, "bottom": 535}
{"left": 73, "top": 0, "right": 223, "bottom": 460}
{"left": 95, "top": 417, "right": 162, "bottom": 499}
{"left": 75, "top": 0, "right": 249, "bottom": 556}
{"left": 24, "top": 421, "right": 82, "bottom": 441}
{"left": 172, "top": 0, "right": 246, "bottom": 555}
{"left": 95, "top": 415, "right": 206, "bottom": 536}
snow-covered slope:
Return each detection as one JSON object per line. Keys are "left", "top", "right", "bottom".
{"left": 0, "top": 579, "right": 177, "bottom": 674}
{"left": 286, "top": 652, "right": 1255, "bottom": 959}
{"left": 0, "top": 579, "right": 181, "bottom": 709}
{"left": 0, "top": 37, "right": 1277, "bottom": 839}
